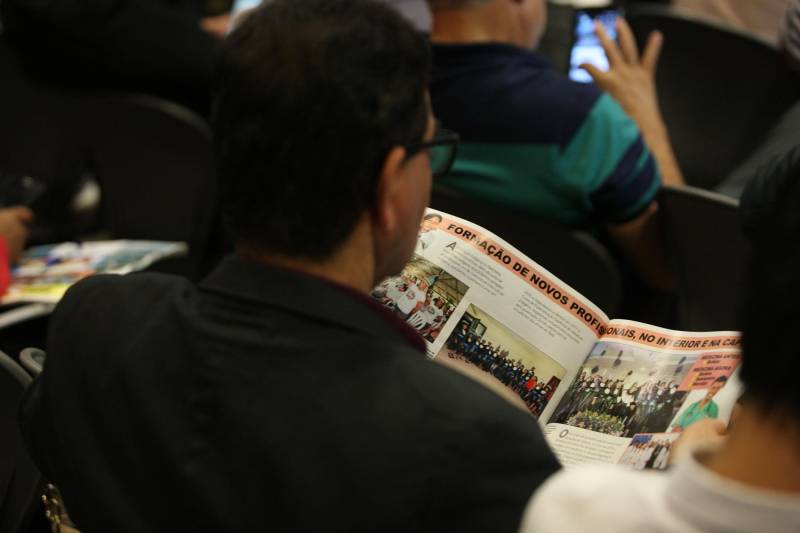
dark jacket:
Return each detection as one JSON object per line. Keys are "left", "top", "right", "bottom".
{"left": 20, "top": 256, "right": 560, "bottom": 532}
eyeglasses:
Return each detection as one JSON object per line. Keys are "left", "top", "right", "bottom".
{"left": 405, "top": 128, "right": 460, "bottom": 179}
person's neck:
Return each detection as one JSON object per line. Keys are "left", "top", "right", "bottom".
{"left": 705, "top": 405, "right": 800, "bottom": 493}
{"left": 431, "top": 11, "right": 520, "bottom": 47}
{"left": 238, "top": 220, "right": 377, "bottom": 294}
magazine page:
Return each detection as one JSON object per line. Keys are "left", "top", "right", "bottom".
{"left": 544, "top": 320, "right": 742, "bottom": 468}
{"left": 371, "top": 209, "right": 610, "bottom": 421}
{"left": 2, "top": 240, "right": 188, "bottom": 305}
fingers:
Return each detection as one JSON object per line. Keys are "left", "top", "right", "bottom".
{"left": 706, "top": 418, "right": 728, "bottom": 435}
{"left": 686, "top": 418, "right": 728, "bottom": 440}
{"left": 579, "top": 62, "right": 609, "bottom": 88}
{"left": 0, "top": 211, "right": 30, "bottom": 262}
{"left": 669, "top": 418, "right": 727, "bottom": 465}
{"left": 596, "top": 18, "right": 662, "bottom": 75}
{"left": 0, "top": 207, "right": 33, "bottom": 235}
{"left": 616, "top": 17, "right": 639, "bottom": 64}
{"left": 728, "top": 402, "right": 742, "bottom": 429}
{"left": 199, "top": 14, "right": 231, "bottom": 39}
{"left": 594, "top": 21, "right": 622, "bottom": 67}
{"left": 641, "top": 30, "right": 663, "bottom": 76}
{"left": 8, "top": 206, "right": 34, "bottom": 223}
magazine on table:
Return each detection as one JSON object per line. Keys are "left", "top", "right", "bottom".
{"left": 372, "top": 208, "right": 742, "bottom": 470}
{"left": 2, "top": 240, "right": 188, "bottom": 306}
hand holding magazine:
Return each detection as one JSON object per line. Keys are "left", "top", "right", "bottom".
{"left": 373, "top": 209, "right": 741, "bottom": 470}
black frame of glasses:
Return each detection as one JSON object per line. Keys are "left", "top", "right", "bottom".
{"left": 405, "top": 129, "right": 460, "bottom": 179}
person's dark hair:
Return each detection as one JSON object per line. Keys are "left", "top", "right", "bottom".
{"left": 740, "top": 149, "right": 800, "bottom": 418}
{"left": 424, "top": 213, "right": 443, "bottom": 222}
{"left": 712, "top": 375, "right": 728, "bottom": 385}
{"left": 213, "top": 0, "right": 431, "bottom": 259}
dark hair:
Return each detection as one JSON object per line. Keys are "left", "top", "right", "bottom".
{"left": 740, "top": 149, "right": 800, "bottom": 419}
{"left": 213, "top": 0, "right": 431, "bottom": 259}
{"left": 424, "top": 213, "right": 443, "bottom": 222}
{"left": 712, "top": 375, "right": 728, "bottom": 384}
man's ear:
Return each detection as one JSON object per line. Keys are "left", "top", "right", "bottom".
{"left": 372, "top": 146, "right": 408, "bottom": 233}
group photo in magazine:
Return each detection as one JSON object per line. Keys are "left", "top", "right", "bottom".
{"left": 371, "top": 254, "right": 468, "bottom": 343}
{"left": 437, "top": 304, "right": 566, "bottom": 418}
{"left": 373, "top": 209, "right": 743, "bottom": 468}
{"left": 550, "top": 341, "right": 736, "bottom": 438}
{"left": 617, "top": 432, "right": 680, "bottom": 471}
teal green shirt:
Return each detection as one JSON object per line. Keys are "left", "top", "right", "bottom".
{"left": 675, "top": 399, "right": 719, "bottom": 430}
{"left": 432, "top": 43, "right": 661, "bottom": 227}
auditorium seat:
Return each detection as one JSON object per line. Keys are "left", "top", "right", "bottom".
{"left": 80, "top": 94, "right": 223, "bottom": 279}
{"left": 658, "top": 184, "right": 749, "bottom": 331}
{"left": 0, "top": 350, "right": 41, "bottom": 533}
{"left": 628, "top": 4, "right": 800, "bottom": 190}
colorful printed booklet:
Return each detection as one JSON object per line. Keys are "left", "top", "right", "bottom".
{"left": 2, "top": 240, "right": 187, "bottom": 306}
{"left": 373, "top": 209, "right": 741, "bottom": 470}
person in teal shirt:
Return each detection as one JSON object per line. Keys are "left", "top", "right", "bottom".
{"left": 672, "top": 375, "right": 727, "bottom": 431}
{"left": 428, "top": 0, "right": 686, "bottom": 291}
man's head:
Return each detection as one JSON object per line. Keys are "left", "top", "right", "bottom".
{"left": 428, "top": 0, "right": 547, "bottom": 49}
{"left": 740, "top": 157, "right": 800, "bottom": 422}
{"left": 214, "top": 0, "right": 433, "bottom": 282}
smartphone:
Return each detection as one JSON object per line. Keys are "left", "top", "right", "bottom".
{"left": 229, "top": 0, "right": 264, "bottom": 32}
{"left": 568, "top": 7, "right": 622, "bottom": 84}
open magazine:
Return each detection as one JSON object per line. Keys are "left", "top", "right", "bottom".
{"left": 2, "top": 240, "right": 187, "bottom": 306}
{"left": 372, "top": 209, "right": 742, "bottom": 470}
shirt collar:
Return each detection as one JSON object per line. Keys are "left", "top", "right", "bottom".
{"left": 200, "top": 255, "right": 426, "bottom": 354}
{"left": 431, "top": 41, "right": 552, "bottom": 69}
{"left": 316, "top": 273, "right": 426, "bottom": 353}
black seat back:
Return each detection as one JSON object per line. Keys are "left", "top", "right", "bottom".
{"left": 81, "top": 94, "right": 221, "bottom": 278}
{"left": 659, "top": 185, "right": 749, "bottom": 331}
{"left": 628, "top": 5, "right": 800, "bottom": 189}
{"left": 0, "top": 38, "right": 87, "bottom": 238}
{"left": 0, "top": 351, "right": 41, "bottom": 533}
{"left": 538, "top": 2, "right": 575, "bottom": 74}
{"left": 0, "top": 49, "right": 222, "bottom": 273}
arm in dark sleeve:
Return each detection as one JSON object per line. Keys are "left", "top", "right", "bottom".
{"left": 17, "top": 276, "right": 113, "bottom": 487}
{"left": 18, "top": 374, "right": 51, "bottom": 478}
{"left": 427, "top": 405, "right": 561, "bottom": 533}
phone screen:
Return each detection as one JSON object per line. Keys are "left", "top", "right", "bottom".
{"left": 569, "top": 9, "right": 620, "bottom": 83}
{"left": 230, "top": 0, "right": 264, "bottom": 26}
